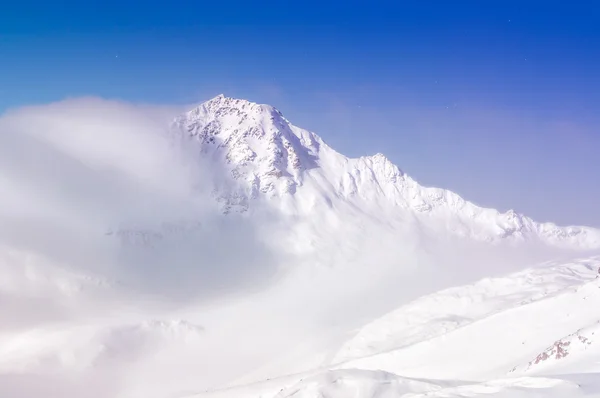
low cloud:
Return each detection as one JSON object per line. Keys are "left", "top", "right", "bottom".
{"left": 0, "top": 97, "right": 277, "bottom": 303}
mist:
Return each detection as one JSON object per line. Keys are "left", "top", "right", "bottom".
{"left": 0, "top": 98, "right": 291, "bottom": 397}
{"left": 0, "top": 98, "right": 282, "bottom": 304}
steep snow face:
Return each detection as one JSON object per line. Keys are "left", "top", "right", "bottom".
{"left": 172, "top": 95, "right": 600, "bottom": 248}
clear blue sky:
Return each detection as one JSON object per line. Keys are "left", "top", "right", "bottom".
{"left": 2, "top": 1, "right": 599, "bottom": 227}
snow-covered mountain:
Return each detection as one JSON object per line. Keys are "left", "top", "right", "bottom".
{"left": 170, "top": 94, "right": 600, "bottom": 249}
{"left": 2, "top": 94, "right": 600, "bottom": 398}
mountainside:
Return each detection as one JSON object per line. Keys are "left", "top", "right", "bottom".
{"left": 171, "top": 95, "right": 600, "bottom": 249}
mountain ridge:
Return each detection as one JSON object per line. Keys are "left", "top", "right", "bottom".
{"left": 168, "top": 94, "right": 600, "bottom": 249}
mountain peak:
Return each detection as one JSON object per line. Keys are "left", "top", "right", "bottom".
{"left": 173, "top": 95, "right": 321, "bottom": 207}
{"left": 190, "top": 94, "right": 281, "bottom": 119}
{"left": 363, "top": 153, "right": 404, "bottom": 178}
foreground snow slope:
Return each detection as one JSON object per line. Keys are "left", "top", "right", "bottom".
{"left": 334, "top": 257, "right": 600, "bottom": 380}
{"left": 334, "top": 256, "right": 600, "bottom": 363}
{"left": 189, "top": 369, "right": 598, "bottom": 398}
{"left": 182, "top": 256, "right": 600, "bottom": 398}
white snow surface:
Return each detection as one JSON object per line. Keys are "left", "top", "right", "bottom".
{"left": 0, "top": 95, "right": 600, "bottom": 398}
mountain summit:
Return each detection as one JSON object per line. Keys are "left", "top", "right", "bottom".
{"left": 171, "top": 95, "right": 600, "bottom": 249}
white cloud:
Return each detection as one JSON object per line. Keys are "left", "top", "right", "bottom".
{"left": 0, "top": 97, "right": 277, "bottom": 303}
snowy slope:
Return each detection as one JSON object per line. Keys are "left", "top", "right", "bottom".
{"left": 188, "top": 369, "right": 594, "bottom": 398}
{"left": 511, "top": 321, "right": 600, "bottom": 375}
{"left": 335, "top": 256, "right": 600, "bottom": 380}
{"left": 333, "top": 256, "right": 600, "bottom": 363}
{"left": 171, "top": 95, "right": 600, "bottom": 249}
{"left": 183, "top": 256, "right": 600, "bottom": 398}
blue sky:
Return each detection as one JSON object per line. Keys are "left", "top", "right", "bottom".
{"left": 2, "top": 1, "right": 599, "bottom": 226}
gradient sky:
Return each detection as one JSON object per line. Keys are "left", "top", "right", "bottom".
{"left": 2, "top": 1, "right": 599, "bottom": 227}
